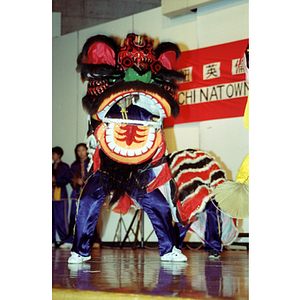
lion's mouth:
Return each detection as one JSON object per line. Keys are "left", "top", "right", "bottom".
{"left": 92, "top": 89, "right": 172, "bottom": 123}
{"left": 93, "top": 90, "right": 170, "bottom": 164}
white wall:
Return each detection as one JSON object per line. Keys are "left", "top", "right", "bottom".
{"left": 52, "top": 0, "right": 249, "bottom": 243}
{"left": 52, "top": 31, "right": 79, "bottom": 167}
{"left": 197, "top": 0, "right": 249, "bottom": 48}
{"left": 52, "top": 12, "right": 61, "bottom": 37}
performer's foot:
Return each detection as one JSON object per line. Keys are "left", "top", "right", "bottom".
{"left": 161, "top": 246, "right": 187, "bottom": 262}
{"left": 208, "top": 250, "right": 221, "bottom": 259}
{"left": 68, "top": 252, "right": 91, "bottom": 264}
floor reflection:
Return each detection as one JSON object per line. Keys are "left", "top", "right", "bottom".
{"left": 52, "top": 247, "right": 249, "bottom": 299}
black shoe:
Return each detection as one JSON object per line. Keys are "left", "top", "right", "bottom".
{"left": 208, "top": 251, "right": 221, "bottom": 259}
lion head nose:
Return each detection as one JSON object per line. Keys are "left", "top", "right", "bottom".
{"left": 123, "top": 68, "right": 152, "bottom": 84}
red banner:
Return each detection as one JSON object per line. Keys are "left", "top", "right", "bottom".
{"left": 164, "top": 39, "right": 249, "bottom": 127}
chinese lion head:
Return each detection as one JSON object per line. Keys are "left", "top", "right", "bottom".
{"left": 76, "top": 33, "right": 184, "bottom": 207}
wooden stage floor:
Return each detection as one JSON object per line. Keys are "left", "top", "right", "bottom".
{"left": 52, "top": 246, "right": 249, "bottom": 300}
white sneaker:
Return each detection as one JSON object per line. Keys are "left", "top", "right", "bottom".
{"left": 161, "top": 246, "right": 187, "bottom": 262}
{"left": 68, "top": 252, "right": 91, "bottom": 264}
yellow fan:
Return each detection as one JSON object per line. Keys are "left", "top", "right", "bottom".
{"left": 214, "top": 181, "right": 249, "bottom": 219}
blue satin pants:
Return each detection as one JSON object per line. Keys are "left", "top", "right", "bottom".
{"left": 52, "top": 200, "right": 73, "bottom": 244}
{"left": 68, "top": 200, "right": 77, "bottom": 240}
{"left": 204, "top": 200, "right": 223, "bottom": 252}
{"left": 71, "top": 170, "right": 180, "bottom": 257}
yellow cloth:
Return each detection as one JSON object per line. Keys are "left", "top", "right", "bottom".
{"left": 236, "top": 154, "right": 249, "bottom": 184}
{"left": 53, "top": 186, "right": 61, "bottom": 201}
{"left": 238, "top": 92, "right": 249, "bottom": 184}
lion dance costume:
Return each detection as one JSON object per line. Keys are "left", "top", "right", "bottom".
{"left": 68, "top": 33, "right": 238, "bottom": 264}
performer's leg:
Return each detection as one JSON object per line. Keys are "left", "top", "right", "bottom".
{"left": 175, "top": 222, "right": 191, "bottom": 249}
{"left": 204, "top": 199, "right": 223, "bottom": 253}
{"left": 53, "top": 200, "right": 69, "bottom": 243}
{"left": 52, "top": 202, "right": 56, "bottom": 245}
{"left": 60, "top": 200, "right": 77, "bottom": 245}
{"left": 68, "top": 200, "right": 77, "bottom": 238}
{"left": 137, "top": 189, "right": 176, "bottom": 256}
{"left": 71, "top": 171, "right": 106, "bottom": 257}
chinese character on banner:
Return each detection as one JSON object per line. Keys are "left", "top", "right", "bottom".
{"left": 178, "top": 67, "right": 193, "bottom": 83}
{"left": 203, "top": 62, "right": 220, "bottom": 80}
{"left": 232, "top": 58, "right": 245, "bottom": 75}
